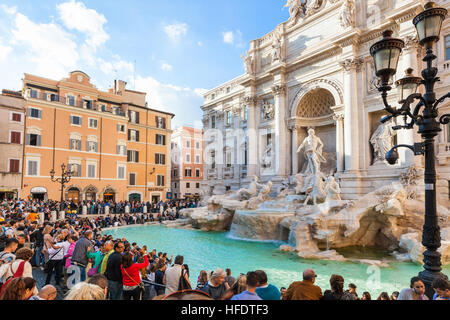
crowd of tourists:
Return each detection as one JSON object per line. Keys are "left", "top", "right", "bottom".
{"left": 0, "top": 199, "right": 449, "bottom": 301}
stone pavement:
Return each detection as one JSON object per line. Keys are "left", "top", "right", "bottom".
{"left": 32, "top": 267, "right": 67, "bottom": 300}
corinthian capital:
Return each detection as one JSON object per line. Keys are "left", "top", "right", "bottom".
{"left": 333, "top": 114, "right": 344, "bottom": 122}
{"left": 340, "top": 58, "right": 363, "bottom": 72}
{"left": 244, "top": 96, "right": 258, "bottom": 105}
{"left": 404, "top": 35, "right": 419, "bottom": 51}
{"left": 271, "top": 85, "right": 286, "bottom": 96}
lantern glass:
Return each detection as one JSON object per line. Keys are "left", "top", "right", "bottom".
{"left": 397, "top": 82, "right": 418, "bottom": 103}
{"left": 413, "top": 2, "right": 447, "bottom": 47}
{"left": 374, "top": 47, "right": 402, "bottom": 76}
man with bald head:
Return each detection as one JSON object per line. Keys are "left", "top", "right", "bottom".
{"left": 282, "top": 269, "right": 323, "bottom": 300}
{"left": 29, "top": 285, "right": 58, "bottom": 300}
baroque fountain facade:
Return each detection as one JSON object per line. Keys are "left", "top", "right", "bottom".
{"left": 183, "top": 1, "right": 450, "bottom": 266}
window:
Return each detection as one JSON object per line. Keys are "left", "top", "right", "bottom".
{"left": 226, "top": 111, "right": 232, "bottom": 125}
{"left": 186, "top": 183, "right": 190, "bottom": 189}
{"left": 87, "top": 164, "right": 96, "bottom": 178}
{"left": 67, "top": 96, "right": 76, "bottom": 106}
{"left": 129, "top": 111, "right": 139, "bottom": 124}
{"left": 127, "top": 150, "right": 139, "bottom": 163}
{"left": 129, "top": 173, "right": 136, "bottom": 186}
{"left": 243, "top": 106, "right": 248, "bottom": 121}
{"left": 156, "top": 134, "right": 166, "bottom": 145}
{"left": 211, "top": 151, "right": 216, "bottom": 169}
{"left": 88, "top": 119, "right": 98, "bottom": 129}
{"left": 26, "top": 134, "right": 41, "bottom": 146}
{"left": 155, "top": 153, "right": 166, "bottom": 165}
{"left": 69, "top": 164, "right": 81, "bottom": 177}
{"left": 128, "top": 129, "right": 140, "bottom": 142}
{"left": 196, "top": 142, "right": 200, "bottom": 149}
{"left": 446, "top": 35, "right": 450, "bottom": 61}
{"left": 70, "top": 139, "right": 82, "bottom": 151}
{"left": 117, "top": 145, "right": 127, "bottom": 156}
{"left": 185, "top": 168, "right": 192, "bottom": 177}
{"left": 28, "top": 108, "right": 41, "bottom": 119}
{"left": 447, "top": 122, "right": 450, "bottom": 143}
{"left": 173, "top": 169, "right": 178, "bottom": 177}
{"left": 156, "top": 116, "right": 166, "bottom": 129}
{"left": 70, "top": 115, "right": 82, "bottom": 126}
{"left": 186, "top": 154, "right": 191, "bottom": 162}
{"left": 157, "top": 175, "right": 165, "bottom": 186}
{"left": 196, "top": 183, "right": 200, "bottom": 189}
{"left": 27, "top": 160, "right": 38, "bottom": 176}
{"left": 12, "top": 113, "right": 22, "bottom": 122}
{"left": 196, "top": 169, "right": 201, "bottom": 178}
{"left": 87, "top": 141, "right": 98, "bottom": 153}
{"left": 195, "top": 155, "right": 200, "bottom": 164}
{"left": 226, "top": 151, "right": 232, "bottom": 168}
{"left": 83, "top": 100, "right": 93, "bottom": 109}
{"left": 99, "top": 104, "right": 106, "bottom": 112}
{"left": 117, "top": 124, "right": 126, "bottom": 133}
{"left": 226, "top": 87, "right": 231, "bottom": 94}
{"left": 186, "top": 141, "right": 191, "bottom": 148}
{"left": 118, "top": 165, "right": 126, "bottom": 180}
{"left": 211, "top": 116, "right": 216, "bottom": 129}
{"left": 29, "top": 89, "right": 38, "bottom": 99}
{"left": 9, "top": 159, "right": 20, "bottom": 173}
{"left": 10, "top": 131, "right": 21, "bottom": 144}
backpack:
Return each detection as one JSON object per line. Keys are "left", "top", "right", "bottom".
{"left": 0, "top": 260, "right": 26, "bottom": 294}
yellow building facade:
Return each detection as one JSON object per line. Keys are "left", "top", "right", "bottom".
{"left": 21, "top": 71, "right": 173, "bottom": 203}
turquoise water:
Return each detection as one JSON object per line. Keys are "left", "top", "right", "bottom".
{"left": 104, "top": 225, "right": 450, "bottom": 297}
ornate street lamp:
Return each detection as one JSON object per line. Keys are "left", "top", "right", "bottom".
{"left": 370, "top": 1, "right": 449, "bottom": 298}
{"left": 50, "top": 163, "right": 74, "bottom": 211}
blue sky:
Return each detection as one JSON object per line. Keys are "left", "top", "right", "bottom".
{"left": 0, "top": 0, "right": 290, "bottom": 127}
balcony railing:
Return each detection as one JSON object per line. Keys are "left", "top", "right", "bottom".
{"left": 26, "top": 91, "right": 127, "bottom": 117}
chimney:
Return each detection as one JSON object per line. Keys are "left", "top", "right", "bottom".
{"left": 114, "top": 80, "right": 127, "bottom": 95}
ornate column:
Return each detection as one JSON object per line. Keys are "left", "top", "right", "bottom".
{"left": 217, "top": 112, "right": 224, "bottom": 180}
{"left": 290, "top": 124, "right": 299, "bottom": 175}
{"left": 233, "top": 105, "right": 241, "bottom": 180}
{"left": 245, "top": 96, "right": 258, "bottom": 177}
{"left": 340, "top": 58, "right": 363, "bottom": 172}
{"left": 272, "top": 85, "right": 288, "bottom": 177}
{"left": 333, "top": 113, "right": 345, "bottom": 173}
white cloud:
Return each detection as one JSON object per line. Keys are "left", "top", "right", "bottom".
{"left": 135, "top": 75, "right": 206, "bottom": 127}
{"left": 10, "top": 13, "right": 79, "bottom": 79}
{"left": 222, "top": 31, "right": 234, "bottom": 44}
{"left": 161, "top": 62, "right": 173, "bottom": 71}
{"left": 98, "top": 55, "right": 134, "bottom": 76}
{"left": 197, "top": 41, "right": 203, "bottom": 47}
{"left": 56, "top": 0, "right": 109, "bottom": 50}
{"left": 164, "top": 22, "right": 188, "bottom": 42}
{"left": 194, "top": 88, "right": 208, "bottom": 97}
{"left": 1, "top": 5, "right": 17, "bottom": 15}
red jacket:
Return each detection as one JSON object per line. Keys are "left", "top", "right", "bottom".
{"left": 121, "top": 255, "right": 149, "bottom": 286}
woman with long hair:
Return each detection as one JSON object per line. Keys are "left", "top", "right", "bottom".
{"left": 121, "top": 251, "right": 149, "bottom": 300}
{"left": 0, "top": 277, "right": 36, "bottom": 300}
{"left": 196, "top": 270, "right": 208, "bottom": 290}
{"left": 321, "top": 274, "right": 345, "bottom": 300}
{"left": 220, "top": 274, "right": 247, "bottom": 300}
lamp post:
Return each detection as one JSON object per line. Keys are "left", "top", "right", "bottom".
{"left": 50, "top": 163, "right": 73, "bottom": 211}
{"left": 370, "top": 2, "right": 449, "bottom": 298}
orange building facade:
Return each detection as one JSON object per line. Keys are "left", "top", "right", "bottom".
{"left": 21, "top": 71, "right": 173, "bottom": 203}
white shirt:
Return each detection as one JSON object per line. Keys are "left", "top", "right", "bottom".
{"left": 48, "top": 242, "right": 65, "bottom": 260}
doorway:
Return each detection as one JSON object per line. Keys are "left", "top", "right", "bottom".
{"left": 152, "top": 195, "right": 160, "bottom": 204}
{"left": 129, "top": 193, "right": 141, "bottom": 202}
{"left": 67, "top": 188, "right": 80, "bottom": 203}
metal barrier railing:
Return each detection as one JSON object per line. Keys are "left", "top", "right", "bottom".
{"left": 141, "top": 279, "right": 166, "bottom": 288}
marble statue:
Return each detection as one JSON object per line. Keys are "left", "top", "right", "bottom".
{"left": 303, "top": 172, "right": 327, "bottom": 205}
{"left": 325, "top": 175, "right": 342, "bottom": 201}
{"left": 284, "top": 0, "right": 306, "bottom": 26}
{"left": 235, "top": 175, "right": 264, "bottom": 200}
{"left": 305, "top": 0, "right": 323, "bottom": 17}
{"left": 272, "top": 27, "right": 284, "bottom": 62}
{"left": 241, "top": 51, "right": 254, "bottom": 75}
{"left": 339, "top": 0, "right": 355, "bottom": 28}
{"left": 297, "top": 128, "right": 327, "bottom": 176}
{"left": 370, "top": 119, "right": 397, "bottom": 164}
{"left": 278, "top": 178, "right": 291, "bottom": 194}
{"left": 262, "top": 141, "right": 273, "bottom": 169}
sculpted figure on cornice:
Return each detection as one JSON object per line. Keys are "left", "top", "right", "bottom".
{"left": 241, "top": 51, "right": 255, "bottom": 75}
{"left": 305, "top": 0, "right": 324, "bottom": 17}
{"left": 272, "top": 26, "right": 285, "bottom": 63}
{"left": 339, "top": 0, "right": 355, "bottom": 28}
{"left": 284, "top": 0, "right": 307, "bottom": 27}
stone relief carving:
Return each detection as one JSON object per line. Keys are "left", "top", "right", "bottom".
{"left": 262, "top": 135, "right": 273, "bottom": 169}
{"left": 261, "top": 99, "right": 275, "bottom": 121}
{"left": 339, "top": 0, "right": 355, "bottom": 28}
{"left": 367, "top": 61, "right": 380, "bottom": 92}
{"left": 370, "top": 119, "right": 397, "bottom": 165}
{"left": 305, "top": 0, "right": 324, "bottom": 17}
